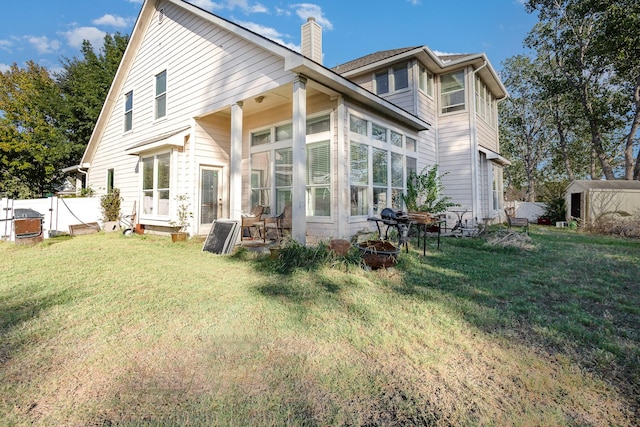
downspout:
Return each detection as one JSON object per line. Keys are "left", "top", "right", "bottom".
{"left": 470, "top": 61, "right": 487, "bottom": 225}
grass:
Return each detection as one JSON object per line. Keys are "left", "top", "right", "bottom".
{"left": 0, "top": 227, "right": 638, "bottom": 426}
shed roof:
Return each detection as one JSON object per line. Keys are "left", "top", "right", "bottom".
{"left": 568, "top": 180, "right": 640, "bottom": 192}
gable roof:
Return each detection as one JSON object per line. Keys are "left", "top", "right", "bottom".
{"left": 79, "top": 0, "right": 430, "bottom": 166}
{"left": 332, "top": 47, "right": 421, "bottom": 74}
{"left": 568, "top": 180, "right": 640, "bottom": 191}
{"left": 333, "top": 46, "right": 508, "bottom": 100}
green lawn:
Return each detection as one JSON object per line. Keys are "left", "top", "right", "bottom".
{"left": 1, "top": 227, "right": 638, "bottom": 426}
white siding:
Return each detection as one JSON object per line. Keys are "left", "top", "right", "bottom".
{"left": 87, "top": 1, "right": 292, "bottom": 222}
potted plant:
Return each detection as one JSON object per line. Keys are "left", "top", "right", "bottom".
{"left": 169, "top": 194, "right": 193, "bottom": 242}
{"left": 401, "top": 165, "right": 458, "bottom": 231}
{"left": 100, "top": 188, "right": 122, "bottom": 232}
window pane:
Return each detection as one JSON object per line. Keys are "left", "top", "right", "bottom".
{"left": 391, "top": 153, "right": 403, "bottom": 187}
{"left": 155, "top": 70, "right": 166, "bottom": 95}
{"left": 251, "top": 151, "right": 271, "bottom": 207}
{"left": 157, "top": 153, "right": 170, "bottom": 189}
{"left": 393, "top": 64, "right": 408, "bottom": 90}
{"left": 406, "top": 157, "right": 417, "bottom": 177}
{"left": 441, "top": 70, "right": 465, "bottom": 114}
{"left": 275, "top": 148, "right": 293, "bottom": 186}
{"left": 124, "top": 111, "right": 132, "bottom": 132}
{"left": 391, "top": 189, "right": 403, "bottom": 210}
{"left": 373, "top": 187, "right": 387, "bottom": 213}
{"left": 350, "top": 115, "right": 367, "bottom": 135}
{"left": 155, "top": 94, "right": 166, "bottom": 119}
{"left": 390, "top": 131, "right": 402, "bottom": 147}
{"left": 372, "top": 123, "right": 387, "bottom": 142}
{"left": 350, "top": 142, "right": 368, "bottom": 185}
{"left": 142, "top": 157, "right": 154, "bottom": 190}
{"left": 307, "top": 115, "right": 330, "bottom": 134}
{"left": 276, "top": 123, "right": 292, "bottom": 141}
{"left": 125, "top": 91, "right": 133, "bottom": 111}
{"left": 372, "top": 148, "right": 387, "bottom": 186}
{"left": 252, "top": 129, "right": 271, "bottom": 146}
{"left": 406, "top": 137, "right": 416, "bottom": 152}
{"left": 158, "top": 190, "right": 170, "bottom": 215}
{"left": 276, "top": 189, "right": 291, "bottom": 215}
{"left": 307, "top": 187, "right": 331, "bottom": 216}
{"left": 350, "top": 186, "right": 368, "bottom": 216}
{"left": 375, "top": 70, "right": 389, "bottom": 94}
{"left": 307, "top": 142, "right": 330, "bottom": 185}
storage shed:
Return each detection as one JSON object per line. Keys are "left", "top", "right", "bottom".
{"left": 566, "top": 180, "right": 640, "bottom": 224}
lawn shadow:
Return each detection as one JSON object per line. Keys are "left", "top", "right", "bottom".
{"left": 0, "top": 289, "right": 76, "bottom": 365}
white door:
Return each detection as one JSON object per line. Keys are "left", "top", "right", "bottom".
{"left": 198, "top": 166, "right": 222, "bottom": 235}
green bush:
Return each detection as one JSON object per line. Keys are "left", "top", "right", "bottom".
{"left": 100, "top": 188, "right": 122, "bottom": 222}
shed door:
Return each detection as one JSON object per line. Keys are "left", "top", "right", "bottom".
{"left": 570, "top": 192, "right": 581, "bottom": 219}
{"left": 199, "top": 166, "right": 222, "bottom": 235}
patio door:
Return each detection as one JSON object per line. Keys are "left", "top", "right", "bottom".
{"left": 199, "top": 166, "right": 222, "bottom": 235}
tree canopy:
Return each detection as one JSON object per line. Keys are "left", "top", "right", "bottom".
{"left": 0, "top": 33, "right": 128, "bottom": 198}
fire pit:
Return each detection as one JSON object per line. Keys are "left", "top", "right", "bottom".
{"left": 357, "top": 240, "right": 400, "bottom": 269}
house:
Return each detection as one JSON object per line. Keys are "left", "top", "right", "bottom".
{"left": 566, "top": 180, "right": 640, "bottom": 224}
{"left": 67, "top": 0, "right": 509, "bottom": 244}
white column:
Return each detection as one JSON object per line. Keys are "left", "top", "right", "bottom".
{"left": 230, "top": 101, "right": 243, "bottom": 221}
{"left": 291, "top": 76, "right": 307, "bottom": 245}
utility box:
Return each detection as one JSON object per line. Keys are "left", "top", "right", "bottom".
{"left": 14, "top": 208, "right": 44, "bottom": 245}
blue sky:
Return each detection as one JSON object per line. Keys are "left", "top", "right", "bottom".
{"left": 0, "top": 0, "right": 537, "bottom": 74}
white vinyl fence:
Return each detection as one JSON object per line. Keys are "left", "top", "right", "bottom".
{"left": 504, "top": 201, "right": 547, "bottom": 221}
{"left": 1, "top": 196, "right": 101, "bottom": 241}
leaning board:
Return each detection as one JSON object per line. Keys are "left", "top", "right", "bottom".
{"left": 202, "top": 220, "right": 240, "bottom": 254}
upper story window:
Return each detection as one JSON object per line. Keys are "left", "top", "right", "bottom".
{"left": 374, "top": 62, "right": 409, "bottom": 95}
{"left": 124, "top": 91, "right": 133, "bottom": 132}
{"left": 155, "top": 70, "right": 167, "bottom": 120}
{"left": 475, "top": 75, "right": 496, "bottom": 128}
{"left": 441, "top": 70, "right": 466, "bottom": 114}
{"left": 419, "top": 65, "right": 433, "bottom": 97}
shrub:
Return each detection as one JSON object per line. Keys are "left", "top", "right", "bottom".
{"left": 100, "top": 188, "right": 122, "bottom": 222}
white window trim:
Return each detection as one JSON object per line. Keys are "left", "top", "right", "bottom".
{"left": 139, "top": 149, "right": 174, "bottom": 224}
{"left": 347, "top": 112, "right": 419, "bottom": 220}
{"left": 123, "top": 89, "right": 133, "bottom": 134}
{"left": 440, "top": 69, "right": 467, "bottom": 116}
{"left": 373, "top": 62, "right": 411, "bottom": 96}
{"left": 418, "top": 65, "right": 434, "bottom": 98}
{"left": 153, "top": 67, "right": 168, "bottom": 122}
{"left": 248, "top": 111, "right": 334, "bottom": 221}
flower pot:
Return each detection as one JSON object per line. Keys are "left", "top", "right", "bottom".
{"left": 171, "top": 232, "right": 188, "bottom": 242}
{"left": 357, "top": 240, "right": 400, "bottom": 269}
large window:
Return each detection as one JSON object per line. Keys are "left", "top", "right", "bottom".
{"left": 475, "top": 75, "right": 496, "bottom": 127}
{"left": 349, "top": 114, "right": 418, "bottom": 217}
{"left": 250, "top": 115, "right": 331, "bottom": 217}
{"left": 441, "top": 70, "right": 465, "bottom": 114}
{"left": 124, "top": 91, "right": 133, "bottom": 132}
{"left": 155, "top": 70, "right": 167, "bottom": 120}
{"left": 142, "top": 153, "right": 170, "bottom": 216}
{"left": 374, "top": 62, "right": 409, "bottom": 95}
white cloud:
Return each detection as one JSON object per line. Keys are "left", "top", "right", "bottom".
{"left": 93, "top": 14, "right": 130, "bottom": 28}
{"left": 291, "top": 3, "right": 333, "bottom": 30}
{"left": 0, "top": 63, "right": 11, "bottom": 73}
{"left": 275, "top": 7, "right": 291, "bottom": 16}
{"left": 127, "top": 0, "right": 144, "bottom": 3}
{"left": 407, "top": 0, "right": 421, "bottom": 4}
{"left": 62, "top": 26, "right": 107, "bottom": 50}
{"left": 26, "top": 36, "right": 61, "bottom": 54}
{"left": 0, "top": 39, "right": 12, "bottom": 53}
{"left": 236, "top": 20, "right": 299, "bottom": 51}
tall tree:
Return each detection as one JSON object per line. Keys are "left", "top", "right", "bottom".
{"left": 0, "top": 62, "right": 79, "bottom": 198}
{"left": 525, "top": 0, "right": 639, "bottom": 180}
{"left": 500, "top": 55, "right": 554, "bottom": 201}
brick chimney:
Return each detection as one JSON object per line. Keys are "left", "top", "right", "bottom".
{"left": 301, "top": 17, "right": 322, "bottom": 64}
